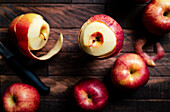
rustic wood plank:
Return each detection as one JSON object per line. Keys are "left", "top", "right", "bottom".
{"left": 0, "top": 4, "right": 157, "bottom": 29}
{"left": 1, "top": 98, "right": 169, "bottom": 112}
{"left": 72, "top": 0, "right": 150, "bottom": 4}
{"left": 37, "top": 99, "right": 170, "bottom": 112}
{"left": 72, "top": 0, "right": 105, "bottom": 3}
{"left": 0, "top": 0, "right": 71, "bottom": 3}
{"left": 0, "top": 4, "right": 104, "bottom": 28}
{"left": 1, "top": 76, "right": 170, "bottom": 99}
{"left": 106, "top": 4, "right": 147, "bottom": 29}
{"left": 48, "top": 53, "right": 170, "bottom": 76}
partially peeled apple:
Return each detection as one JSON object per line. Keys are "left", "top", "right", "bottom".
{"left": 78, "top": 14, "right": 124, "bottom": 58}
{"left": 9, "top": 13, "right": 63, "bottom": 60}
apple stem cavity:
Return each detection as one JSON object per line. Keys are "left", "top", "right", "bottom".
{"left": 12, "top": 96, "right": 17, "bottom": 103}
{"left": 135, "top": 38, "right": 165, "bottom": 67}
{"left": 87, "top": 94, "right": 92, "bottom": 99}
{"left": 163, "top": 11, "right": 170, "bottom": 17}
{"left": 130, "top": 69, "right": 137, "bottom": 75}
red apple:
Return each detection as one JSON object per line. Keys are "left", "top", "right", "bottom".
{"left": 111, "top": 53, "right": 150, "bottom": 90}
{"left": 78, "top": 14, "right": 124, "bottom": 58}
{"left": 142, "top": 0, "right": 170, "bottom": 35}
{"left": 9, "top": 13, "right": 63, "bottom": 60}
{"left": 73, "top": 78, "right": 108, "bottom": 111}
{"left": 2, "top": 83, "right": 40, "bottom": 112}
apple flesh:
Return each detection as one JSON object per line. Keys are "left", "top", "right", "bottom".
{"left": 142, "top": 0, "right": 170, "bottom": 35}
{"left": 111, "top": 53, "right": 150, "bottom": 90}
{"left": 78, "top": 14, "right": 124, "bottom": 58}
{"left": 9, "top": 13, "right": 63, "bottom": 60}
{"left": 2, "top": 83, "right": 40, "bottom": 112}
{"left": 73, "top": 78, "right": 108, "bottom": 111}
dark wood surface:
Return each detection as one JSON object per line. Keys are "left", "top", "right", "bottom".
{"left": 0, "top": 0, "right": 170, "bottom": 112}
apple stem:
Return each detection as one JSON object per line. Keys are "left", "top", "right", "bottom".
{"left": 40, "top": 33, "right": 46, "bottom": 41}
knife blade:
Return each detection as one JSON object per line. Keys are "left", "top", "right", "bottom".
{"left": 0, "top": 42, "right": 50, "bottom": 95}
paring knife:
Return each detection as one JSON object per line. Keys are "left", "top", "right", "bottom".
{"left": 0, "top": 42, "right": 50, "bottom": 95}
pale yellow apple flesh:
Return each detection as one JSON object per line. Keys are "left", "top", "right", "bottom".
{"left": 28, "top": 16, "right": 50, "bottom": 50}
{"left": 27, "top": 15, "right": 63, "bottom": 60}
{"left": 79, "top": 21, "right": 116, "bottom": 56}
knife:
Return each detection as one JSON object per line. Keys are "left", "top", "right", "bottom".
{"left": 0, "top": 42, "right": 50, "bottom": 95}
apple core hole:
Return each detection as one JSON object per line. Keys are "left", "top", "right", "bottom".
{"left": 96, "top": 36, "right": 101, "bottom": 42}
{"left": 89, "top": 32, "right": 104, "bottom": 47}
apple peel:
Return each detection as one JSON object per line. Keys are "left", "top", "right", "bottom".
{"left": 135, "top": 38, "right": 165, "bottom": 66}
{"left": 9, "top": 13, "right": 63, "bottom": 60}
{"left": 30, "top": 33, "right": 63, "bottom": 60}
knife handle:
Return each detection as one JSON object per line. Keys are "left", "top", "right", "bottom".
{"left": 9, "top": 57, "right": 50, "bottom": 95}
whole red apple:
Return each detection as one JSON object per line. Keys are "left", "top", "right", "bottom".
{"left": 78, "top": 14, "right": 124, "bottom": 58}
{"left": 9, "top": 13, "right": 63, "bottom": 60}
{"left": 2, "top": 83, "right": 40, "bottom": 112}
{"left": 142, "top": 0, "right": 170, "bottom": 35}
{"left": 73, "top": 78, "right": 108, "bottom": 111}
{"left": 111, "top": 53, "right": 150, "bottom": 90}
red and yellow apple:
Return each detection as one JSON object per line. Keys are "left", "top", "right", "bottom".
{"left": 73, "top": 78, "right": 108, "bottom": 111}
{"left": 9, "top": 13, "right": 63, "bottom": 60}
{"left": 2, "top": 83, "right": 40, "bottom": 112}
{"left": 142, "top": 0, "right": 170, "bottom": 35}
{"left": 135, "top": 38, "right": 165, "bottom": 66}
{"left": 78, "top": 14, "right": 124, "bottom": 58}
{"left": 111, "top": 53, "right": 150, "bottom": 90}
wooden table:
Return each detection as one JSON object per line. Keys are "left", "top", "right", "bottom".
{"left": 0, "top": 0, "right": 170, "bottom": 112}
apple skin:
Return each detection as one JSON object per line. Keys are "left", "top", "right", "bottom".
{"left": 9, "top": 13, "right": 44, "bottom": 59}
{"left": 111, "top": 53, "right": 150, "bottom": 90}
{"left": 78, "top": 14, "right": 124, "bottom": 58}
{"left": 9, "top": 13, "right": 63, "bottom": 60}
{"left": 73, "top": 78, "right": 108, "bottom": 111}
{"left": 142, "top": 0, "right": 170, "bottom": 35}
{"left": 2, "top": 83, "right": 40, "bottom": 112}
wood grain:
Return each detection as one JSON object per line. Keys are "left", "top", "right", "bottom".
{"left": 1, "top": 75, "right": 170, "bottom": 99}
{"left": 0, "top": 4, "right": 156, "bottom": 29}
{"left": 72, "top": 0, "right": 105, "bottom": 3}
{"left": 106, "top": 4, "right": 147, "bottom": 29}
{"left": 1, "top": 52, "right": 169, "bottom": 76}
{"left": 0, "top": 4, "right": 104, "bottom": 28}
{"left": 48, "top": 53, "right": 170, "bottom": 76}
{"left": 37, "top": 99, "right": 170, "bottom": 112}
{"left": 0, "top": 0, "right": 71, "bottom": 3}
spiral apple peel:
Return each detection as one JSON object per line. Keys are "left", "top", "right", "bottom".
{"left": 9, "top": 13, "right": 63, "bottom": 60}
{"left": 135, "top": 38, "right": 165, "bottom": 66}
